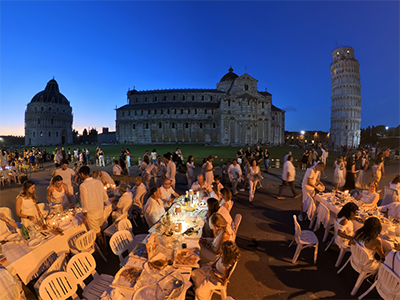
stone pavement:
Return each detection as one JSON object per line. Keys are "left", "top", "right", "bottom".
{"left": 0, "top": 160, "right": 398, "bottom": 299}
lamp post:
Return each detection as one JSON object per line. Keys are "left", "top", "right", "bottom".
{"left": 300, "top": 131, "right": 305, "bottom": 145}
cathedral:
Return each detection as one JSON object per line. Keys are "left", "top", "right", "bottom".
{"left": 116, "top": 67, "right": 285, "bottom": 146}
{"left": 329, "top": 47, "right": 361, "bottom": 147}
{"left": 25, "top": 79, "right": 73, "bottom": 146}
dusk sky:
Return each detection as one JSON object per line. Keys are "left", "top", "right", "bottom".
{"left": 1, "top": 1, "right": 398, "bottom": 136}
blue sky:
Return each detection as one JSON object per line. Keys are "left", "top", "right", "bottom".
{"left": 1, "top": 1, "right": 399, "bottom": 136}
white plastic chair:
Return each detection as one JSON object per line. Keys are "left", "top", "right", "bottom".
{"left": 313, "top": 203, "right": 334, "bottom": 242}
{"left": 303, "top": 193, "right": 317, "bottom": 229}
{"left": 358, "top": 262, "right": 400, "bottom": 300}
{"left": 381, "top": 186, "right": 399, "bottom": 206}
{"left": 34, "top": 253, "right": 69, "bottom": 295}
{"left": 337, "top": 243, "right": 380, "bottom": 296}
{"left": 289, "top": 215, "right": 319, "bottom": 264}
{"left": 211, "top": 260, "right": 238, "bottom": 300}
{"left": 109, "top": 229, "right": 133, "bottom": 263}
{"left": 66, "top": 252, "right": 114, "bottom": 300}
{"left": 116, "top": 218, "right": 133, "bottom": 232}
{"left": 104, "top": 212, "right": 128, "bottom": 238}
{"left": 325, "top": 219, "right": 351, "bottom": 268}
{"left": 39, "top": 271, "right": 79, "bottom": 300}
{"left": 71, "top": 230, "right": 108, "bottom": 263}
{"left": 232, "top": 214, "right": 242, "bottom": 236}
{"left": 0, "top": 268, "right": 26, "bottom": 300}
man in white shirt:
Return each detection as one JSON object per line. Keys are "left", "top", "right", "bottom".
{"left": 164, "top": 153, "right": 176, "bottom": 188}
{"left": 299, "top": 162, "right": 325, "bottom": 221}
{"left": 113, "top": 160, "right": 122, "bottom": 175}
{"left": 92, "top": 170, "right": 115, "bottom": 187}
{"left": 152, "top": 155, "right": 166, "bottom": 187}
{"left": 54, "top": 150, "right": 62, "bottom": 168}
{"left": 143, "top": 187, "right": 165, "bottom": 228}
{"left": 132, "top": 177, "right": 147, "bottom": 210}
{"left": 277, "top": 156, "right": 300, "bottom": 199}
{"left": 191, "top": 174, "right": 212, "bottom": 194}
{"left": 320, "top": 147, "right": 329, "bottom": 165}
{"left": 54, "top": 159, "right": 77, "bottom": 196}
{"left": 78, "top": 166, "right": 108, "bottom": 252}
{"left": 160, "top": 179, "right": 179, "bottom": 205}
{"left": 111, "top": 183, "right": 133, "bottom": 221}
{"left": 228, "top": 160, "right": 242, "bottom": 195}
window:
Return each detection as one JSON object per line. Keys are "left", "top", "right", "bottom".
{"left": 145, "top": 97, "right": 147, "bottom": 102}
{"left": 40, "top": 131, "right": 43, "bottom": 137}
{"left": 41, "top": 107, "right": 44, "bottom": 111}
{"left": 183, "top": 95, "right": 185, "bottom": 100}
{"left": 185, "top": 123, "right": 189, "bottom": 128}
{"left": 49, "top": 132, "right": 51, "bottom": 137}
{"left": 213, "top": 123, "right": 216, "bottom": 128}
{"left": 244, "top": 84, "right": 249, "bottom": 90}
{"left": 51, "top": 119, "right": 53, "bottom": 125}
{"left": 210, "top": 96, "right": 213, "bottom": 101}
{"left": 192, "top": 95, "right": 195, "bottom": 101}
{"left": 38, "top": 119, "right": 40, "bottom": 125}
{"left": 202, "top": 95, "right": 204, "bottom": 101}
{"left": 212, "top": 110, "right": 213, "bottom": 115}
{"left": 199, "top": 123, "right": 203, "bottom": 129}
{"left": 135, "top": 111, "right": 137, "bottom": 115}
{"left": 49, "top": 107, "right": 51, "bottom": 111}
{"left": 173, "top": 96, "right": 176, "bottom": 101}
{"left": 154, "top": 109, "right": 157, "bottom": 115}
{"left": 205, "top": 109, "right": 207, "bottom": 114}
{"left": 35, "top": 107, "right": 37, "bottom": 111}
{"left": 163, "top": 96, "right": 166, "bottom": 101}
{"left": 155, "top": 97, "right": 157, "bottom": 102}
{"left": 133, "top": 124, "right": 135, "bottom": 129}
{"left": 56, "top": 132, "right": 58, "bottom": 137}
{"left": 141, "top": 110, "right": 143, "bottom": 115}
{"left": 159, "top": 122, "right": 162, "bottom": 129}
{"left": 195, "top": 109, "right": 197, "bottom": 115}
{"left": 174, "top": 109, "right": 177, "bottom": 114}
{"left": 336, "top": 52, "right": 339, "bottom": 56}
{"left": 181, "top": 109, "right": 183, "bottom": 114}
{"left": 172, "top": 123, "right": 175, "bottom": 128}
{"left": 345, "top": 124, "right": 348, "bottom": 129}
{"left": 122, "top": 112, "right": 124, "bottom": 116}
{"left": 188, "top": 109, "right": 190, "bottom": 114}
{"left": 33, "top": 132, "right": 35, "bottom": 137}
{"left": 128, "top": 111, "right": 130, "bottom": 116}
{"left": 161, "top": 109, "right": 163, "bottom": 115}
{"left": 146, "top": 123, "right": 149, "bottom": 129}
{"left": 136, "top": 98, "right": 138, "bottom": 103}
{"left": 63, "top": 109, "right": 65, "bottom": 113}
{"left": 167, "top": 109, "right": 170, "bottom": 114}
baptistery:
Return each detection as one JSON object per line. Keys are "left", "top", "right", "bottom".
{"left": 25, "top": 79, "right": 73, "bottom": 146}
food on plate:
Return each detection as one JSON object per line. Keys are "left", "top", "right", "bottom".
{"left": 149, "top": 259, "right": 167, "bottom": 270}
{"left": 174, "top": 250, "right": 199, "bottom": 266}
{"left": 114, "top": 267, "right": 142, "bottom": 288}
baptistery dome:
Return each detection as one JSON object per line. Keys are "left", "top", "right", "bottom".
{"left": 25, "top": 79, "right": 73, "bottom": 146}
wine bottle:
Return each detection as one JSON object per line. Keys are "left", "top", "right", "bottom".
{"left": 20, "top": 224, "right": 30, "bottom": 240}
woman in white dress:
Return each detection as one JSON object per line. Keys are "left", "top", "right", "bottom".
{"left": 335, "top": 202, "right": 360, "bottom": 248}
{"left": 356, "top": 181, "right": 380, "bottom": 208}
{"left": 15, "top": 180, "right": 41, "bottom": 227}
{"left": 248, "top": 159, "right": 262, "bottom": 202}
{"left": 228, "top": 160, "right": 242, "bottom": 195}
{"left": 333, "top": 156, "right": 345, "bottom": 190}
{"left": 192, "top": 241, "right": 240, "bottom": 300}
{"left": 199, "top": 213, "right": 234, "bottom": 264}
{"left": 356, "top": 155, "right": 369, "bottom": 189}
{"left": 186, "top": 155, "right": 195, "bottom": 188}
{"left": 205, "top": 155, "right": 216, "bottom": 186}
{"left": 140, "top": 156, "right": 154, "bottom": 191}
{"left": 219, "top": 188, "right": 233, "bottom": 213}
{"left": 372, "top": 156, "right": 385, "bottom": 189}
{"left": 47, "top": 175, "right": 73, "bottom": 210}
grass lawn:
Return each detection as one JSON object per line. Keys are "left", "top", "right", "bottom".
{"left": 41, "top": 144, "right": 338, "bottom": 168}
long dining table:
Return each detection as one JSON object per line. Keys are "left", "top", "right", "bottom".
{"left": 101, "top": 195, "right": 208, "bottom": 300}
{"left": 315, "top": 192, "right": 400, "bottom": 254}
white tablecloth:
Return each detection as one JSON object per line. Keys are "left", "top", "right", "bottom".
{"left": 3, "top": 218, "right": 86, "bottom": 284}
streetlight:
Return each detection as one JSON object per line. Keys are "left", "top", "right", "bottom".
{"left": 385, "top": 126, "right": 389, "bottom": 130}
{"left": 300, "top": 130, "right": 305, "bottom": 135}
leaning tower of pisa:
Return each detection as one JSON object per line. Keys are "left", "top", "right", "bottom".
{"left": 329, "top": 46, "right": 361, "bottom": 147}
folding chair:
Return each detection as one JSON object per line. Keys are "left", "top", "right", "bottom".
{"left": 289, "top": 215, "right": 318, "bottom": 264}
{"left": 38, "top": 271, "right": 79, "bottom": 300}
{"left": 211, "top": 261, "right": 238, "bottom": 300}
{"left": 70, "top": 229, "right": 108, "bottom": 262}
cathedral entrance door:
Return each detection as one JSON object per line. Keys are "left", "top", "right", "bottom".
{"left": 61, "top": 129, "right": 67, "bottom": 144}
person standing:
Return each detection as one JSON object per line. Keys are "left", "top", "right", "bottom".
{"left": 186, "top": 155, "right": 195, "bottom": 188}
{"left": 78, "top": 166, "right": 108, "bottom": 253}
{"left": 228, "top": 159, "right": 242, "bottom": 195}
{"left": 343, "top": 156, "right": 358, "bottom": 191}
{"left": 54, "top": 150, "right": 62, "bottom": 168}
{"left": 263, "top": 148, "right": 270, "bottom": 172}
{"left": 164, "top": 153, "right": 177, "bottom": 188}
{"left": 98, "top": 148, "right": 105, "bottom": 167}
{"left": 113, "top": 160, "right": 122, "bottom": 175}
{"left": 320, "top": 147, "right": 329, "bottom": 165}
{"left": 333, "top": 156, "right": 345, "bottom": 190}
{"left": 54, "top": 159, "right": 78, "bottom": 200}
{"left": 277, "top": 155, "right": 300, "bottom": 199}
{"left": 125, "top": 148, "right": 131, "bottom": 167}
{"left": 248, "top": 159, "right": 262, "bottom": 202}
{"left": 205, "top": 155, "right": 216, "bottom": 186}
{"left": 153, "top": 155, "right": 166, "bottom": 187}
{"left": 372, "top": 156, "right": 385, "bottom": 189}
{"left": 283, "top": 151, "right": 292, "bottom": 163}
{"left": 151, "top": 149, "right": 157, "bottom": 164}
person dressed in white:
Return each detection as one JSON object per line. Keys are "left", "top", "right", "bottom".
{"left": 9, "top": 162, "right": 21, "bottom": 184}
{"left": 247, "top": 159, "right": 261, "bottom": 202}
{"left": 378, "top": 202, "right": 400, "bottom": 220}
{"left": 151, "top": 149, "right": 157, "bottom": 164}
{"left": 299, "top": 162, "right": 325, "bottom": 221}
{"left": 333, "top": 156, "right": 345, "bottom": 190}
{"left": 92, "top": 170, "right": 116, "bottom": 187}
{"left": 78, "top": 166, "right": 108, "bottom": 251}
{"left": 219, "top": 188, "right": 234, "bottom": 213}
{"left": 160, "top": 179, "right": 179, "bottom": 206}
{"left": 143, "top": 187, "right": 165, "bottom": 228}
{"left": 54, "top": 159, "right": 78, "bottom": 197}
{"left": 186, "top": 155, "right": 195, "bottom": 188}
{"left": 164, "top": 153, "right": 177, "bottom": 188}
{"left": 356, "top": 181, "right": 379, "bottom": 208}
{"left": 191, "top": 174, "right": 212, "bottom": 195}
{"left": 204, "top": 155, "right": 216, "bottom": 186}
{"left": 228, "top": 160, "right": 242, "bottom": 195}
{"left": 283, "top": 151, "right": 292, "bottom": 163}
{"left": 140, "top": 156, "right": 154, "bottom": 191}
{"left": 113, "top": 160, "right": 122, "bottom": 175}
{"left": 192, "top": 240, "right": 240, "bottom": 300}
{"left": 320, "top": 147, "right": 328, "bottom": 165}
{"left": 335, "top": 202, "right": 361, "bottom": 248}
{"left": 15, "top": 180, "right": 41, "bottom": 227}
{"left": 277, "top": 155, "right": 300, "bottom": 200}
{"left": 111, "top": 183, "right": 133, "bottom": 221}
{"left": 98, "top": 148, "right": 105, "bottom": 167}
{"left": 199, "top": 213, "right": 234, "bottom": 265}
{"left": 153, "top": 155, "right": 166, "bottom": 187}
{"left": 0, "top": 208, "right": 18, "bottom": 240}
{"left": 46, "top": 175, "right": 73, "bottom": 209}
{"left": 131, "top": 177, "right": 147, "bottom": 211}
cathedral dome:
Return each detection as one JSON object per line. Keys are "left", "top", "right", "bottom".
{"left": 30, "top": 79, "right": 70, "bottom": 105}
{"left": 219, "top": 67, "right": 238, "bottom": 82}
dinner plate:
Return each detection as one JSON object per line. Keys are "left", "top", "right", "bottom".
{"left": 6, "top": 233, "right": 20, "bottom": 241}
{"left": 131, "top": 284, "right": 164, "bottom": 300}
{"left": 59, "top": 222, "right": 72, "bottom": 229}
{"left": 27, "top": 238, "right": 42, "bottom": 247}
